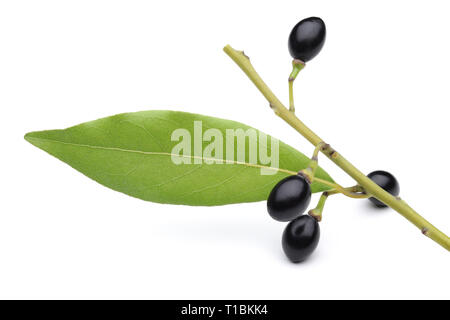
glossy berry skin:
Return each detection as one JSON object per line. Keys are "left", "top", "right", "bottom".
{"left": 367, "top": 170, "right": 400, "bottom": 207}
{"left": 282, "top": 215, "right": 320, "bottom": 263}
{"left": 267, "top": 175, "right": 311, "bottom": 222}
{"left": 288, "top": 17, "right": 326, "bottom": 62}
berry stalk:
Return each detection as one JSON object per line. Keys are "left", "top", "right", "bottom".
{"left": 288, "top": 60, "right": 305, "bottom": 112}
{"left": 224, "top": 45, "right": 450, "bottom": 251}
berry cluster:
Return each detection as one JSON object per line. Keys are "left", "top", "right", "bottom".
{"left": 266, "top": 17, "right": 401, "bottom": 262}
{"left": 267, "top": 170, "right": 399, "bottom": 262}
{"left": 267, "top": 174, "right": 318, "bottom": 262}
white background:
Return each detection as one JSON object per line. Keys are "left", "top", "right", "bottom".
{"left": 1, "top": 0, "right": 449, "bottom": 299}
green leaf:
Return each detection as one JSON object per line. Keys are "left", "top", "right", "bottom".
{"left": 24, "top": 110, "right": 333, "bottom": 206}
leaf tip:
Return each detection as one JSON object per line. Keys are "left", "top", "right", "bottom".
{"left": 24, "top": 132, "right": 33, "bottom": 142}
{"left": 24, "top": 131, "right": 42, "bottom": 147}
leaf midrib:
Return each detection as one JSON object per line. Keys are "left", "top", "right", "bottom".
{"left": 25, "top": 135, "right": 297, "bottom": 175}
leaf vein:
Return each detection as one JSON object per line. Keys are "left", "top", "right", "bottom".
{"left": 26, "top": 136, "right": 297, "bottom": 175}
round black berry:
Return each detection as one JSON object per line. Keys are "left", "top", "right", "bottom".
{"left": 367, "top": 170, "right": 400, "bottom": 207}
{"left": 288, "top": 17, "right": 326, "bottom": 62}
{"left": 267, "top": 175, "right": 311, "bottom": 222}
{"left": 282, "top": 215, "right": 320, "bottom": 263}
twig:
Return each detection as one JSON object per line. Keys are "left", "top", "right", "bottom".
{"left": 224, "top": 44, "right": 450, "bottom": 251}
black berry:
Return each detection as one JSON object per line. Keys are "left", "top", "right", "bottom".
{"left": 288, "top": 17, "right": 326, "bottom": 62}
{"left": 267, "top": 175, "right": 311, "bottom": 222}
{"left": 282, "top": 215, "right": 320, "bottom": 263}
{"left": 367, "top": 170, "right": 400, "bottom": 207}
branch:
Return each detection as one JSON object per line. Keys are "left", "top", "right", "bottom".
{"left": 223, "top": 44, "right": 450, "bottom": 251}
